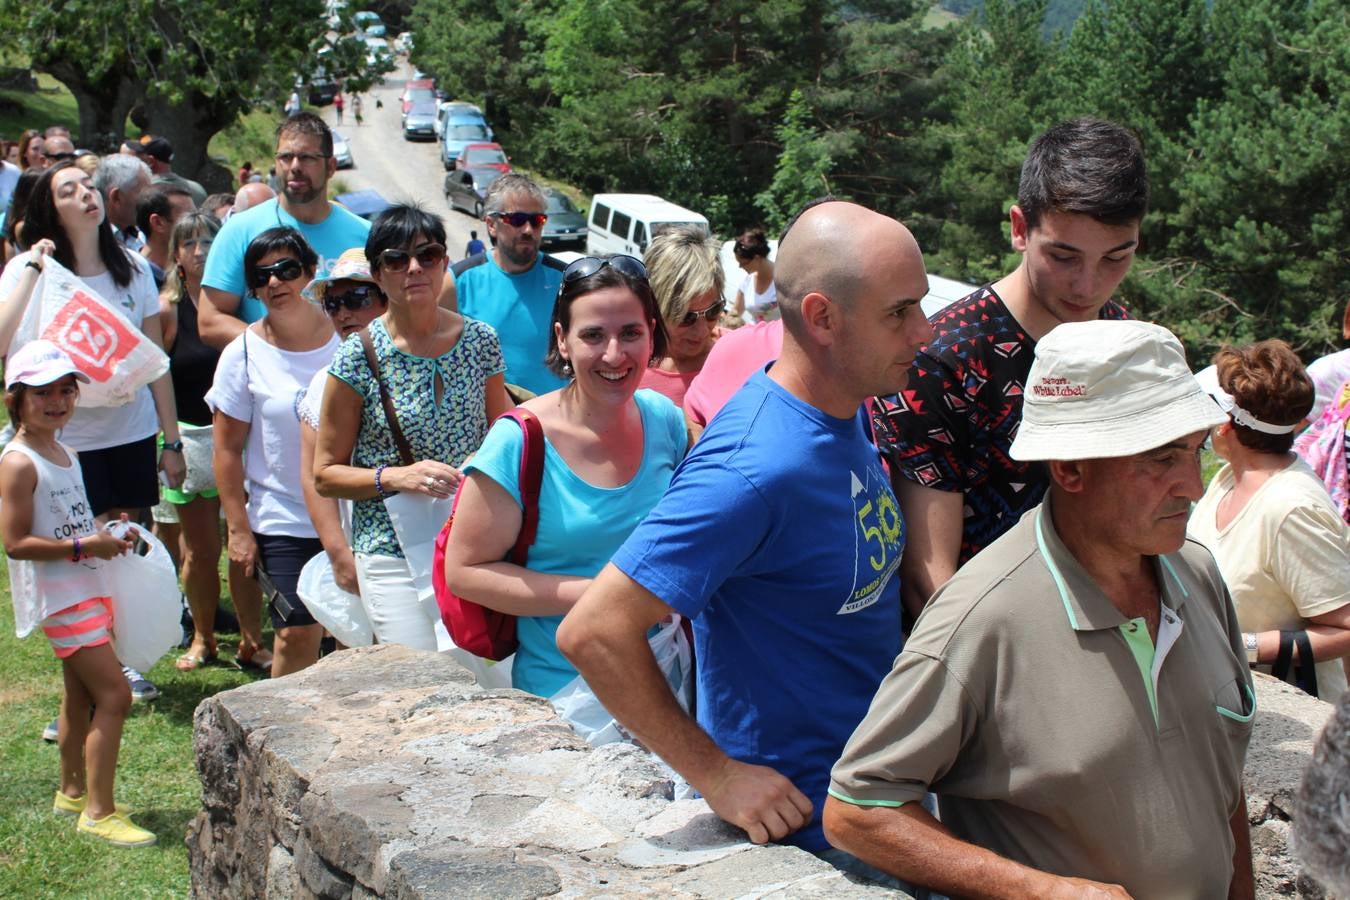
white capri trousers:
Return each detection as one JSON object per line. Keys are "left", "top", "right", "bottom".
{"left": 353, "top": 552, "right": 439, "bottom": 651}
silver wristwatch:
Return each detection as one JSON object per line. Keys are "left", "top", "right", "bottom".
{"left": 1243, "top": 632, "right": 1259, "bottom": 664}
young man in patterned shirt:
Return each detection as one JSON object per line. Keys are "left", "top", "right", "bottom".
{"left": 880, "top": 117, "right": 1148, "bottom": 616}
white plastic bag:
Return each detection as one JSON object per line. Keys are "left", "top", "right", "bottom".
{"left": 433, "top": 619, "right": 515, "bottom": 689}
{"left": 103, "top": 522, "right": 181, "bottom": 671}
{"left": 297, "top": 553, "right": 374, "bottom": 647}
{"left": 7, "top": 256, "right": 169, "bottom": 407}
{"left": 550, "top": 615, "right": 693, "bottom": 746}
{"left": 383, "top": 490, "right": 453, "bottom": 622}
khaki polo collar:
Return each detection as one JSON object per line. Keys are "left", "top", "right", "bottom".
{"left": 1032, "top": 503, "right": 1188, "bottom": 632}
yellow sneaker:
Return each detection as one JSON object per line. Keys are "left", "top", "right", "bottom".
{"left": 76, "top": 810, "right": 157, "bottom": 847}
{"left": 52, "top": 792, "right": 129, "bottom": 818}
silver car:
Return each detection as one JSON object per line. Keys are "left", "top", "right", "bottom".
{"left": 402, "top": 100, "right": 438, "bottom": 141}
{"left": 541, "top": 190, "right": 588, "bottom": 249}
{"left": 332, "top": 130, "right": 354, "bottom": 168}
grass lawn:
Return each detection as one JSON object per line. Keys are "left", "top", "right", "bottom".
{"left": 0, "top": 74, "right": 79, "bottom": 141}
{"left": 0, "top": 553, "right": 268, "bottom": 896}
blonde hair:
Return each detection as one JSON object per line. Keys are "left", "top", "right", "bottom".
{"left": 162, "top": 212, "right": 221, "bottom": 304}
{"left": 644, "top": 224, "right": 724, "bottom": 324}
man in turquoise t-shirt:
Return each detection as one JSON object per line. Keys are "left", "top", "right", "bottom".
{"left": 451, "top": 172, "right": 566, "bottom": 396}
{"left": 198, "top": 112, "right": 370, "bottom": 349}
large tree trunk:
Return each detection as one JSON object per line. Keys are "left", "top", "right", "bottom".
{"left": 142, "top": 91, "right": 239, "bottom": 194}
{"left": 42, "top": 61, "right": 139, "bottom": 153}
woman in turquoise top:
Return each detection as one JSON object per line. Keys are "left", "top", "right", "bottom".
{"left": 444, "top": 255, "right": 689, "bottom": 696}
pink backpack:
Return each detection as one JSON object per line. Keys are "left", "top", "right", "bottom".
{"left": 1293, "top": 379, "right": 1350, "bottom": 522}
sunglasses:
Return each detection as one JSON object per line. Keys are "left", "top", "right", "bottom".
{"left": 561, "top": 254, "right": 648, "bottom": 285}
{"left": 247, "top": 257, "right": 305, "bottom": 290}
{"left": 47, "top": 152, "right": 76, "bottom": 162}
{"left": 323, "top": 284, "right": 382, "bottom": 315}
{"left": 678, "top": 300, "right": 725, "bottom": 328}
{"left": 491, "top": 211, "right": 548, "bottom": 229}
{"left": 377, "top": 242, "right": 447, "bottom": 273}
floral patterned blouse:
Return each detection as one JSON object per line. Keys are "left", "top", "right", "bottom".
{"left": 329, "top": 316, "right": 505, "bottom": 556}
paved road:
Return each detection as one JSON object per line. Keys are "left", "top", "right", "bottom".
{"left": 326, "top": 65, "right": 485, "bottom": 261}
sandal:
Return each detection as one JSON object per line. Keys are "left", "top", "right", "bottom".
{"left": 174, "top": 650, "right": 217, "bottom": 671}
{"left": 233, "top": 646, "right": 273, "bottom": 675}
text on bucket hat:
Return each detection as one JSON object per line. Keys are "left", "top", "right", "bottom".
{"left": 5, "top": 339, "right": 92, "bottom": 390}
{"left": 1008, "top": 320, "right": 1227, "bottom": 462}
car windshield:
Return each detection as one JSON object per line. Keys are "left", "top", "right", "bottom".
{"left": 466, "top": 148, "right": 506, "bottom": 164}
{"left": 409, "top": 101, "right": 437, "bottom": 115}
{"left": 407, "top": 88, "right": 434, "bottom": 104}
{"left": 448, "top": 124, "right": 488, "bottom": 141}
{"left": 473, "top": 170, "right": 504, "bottom": 190}
{"left": 546, "top": 194, "right": 578, "bottom": 214}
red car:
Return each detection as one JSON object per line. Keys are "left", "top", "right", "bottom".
{"left": 455, "top": 142, "right": 511, "bottom": 173}
{"left": 400, "top": 79, "right": 435, "bottom": 115}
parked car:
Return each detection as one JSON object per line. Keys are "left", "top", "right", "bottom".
{"left": 434, "top": 100, "right": 487, "bottom": 137}
{"left": 455, "top": 142, "right": 510, "bottom": 173}
{"left": 586, "top": 193, "right": 709, "bottom": 256}
{"left": 541, "top": 190, "right": 587, "bottom": 250}
{"left": 444, "top": 167, "right": 504, "bottom": 218}
{"left": 297, "top": 72, "right": 339, "bottom": 106}
{"left": 395, "top": 32, "right": 414, "bottom": 54}
{"left": 439, "top": 117, "right": 493, "bottom": 169}
{"left": 332, "top": 130, "right": 354, "bottom": 168}
{"left": 401, "top": 78, "right": 435, "bottom": 115}
{"left": 353, "top": 11, "right": 385, "bottom": 37}
{"left": 364, "top": 36, "right": 392, "bottom": 68}
{"left": 336, "top": 190, "right": 391, "bottom": 221}
{"left": 403, "top": 100, "right": 438, "bottom": 141}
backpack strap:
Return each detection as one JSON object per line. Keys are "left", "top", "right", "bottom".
{"left": 498, "top": 408, "right": 544, "bottom": 565}
{"left": 360, "top": 327, "right": 415, "bottom": 467}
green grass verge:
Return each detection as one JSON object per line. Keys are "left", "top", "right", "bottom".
{"left": 0, "top": 554, "right": 267, "bottom": 896}
{"left": 0, "top": 74, "right": 79, "bottom": 143}
{"left": 208, "top": 108, "right": 279, "bottom": 175}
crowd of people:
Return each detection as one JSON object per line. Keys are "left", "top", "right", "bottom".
{"left": 1, "top": 107, "right": 1346, "bottom": 896}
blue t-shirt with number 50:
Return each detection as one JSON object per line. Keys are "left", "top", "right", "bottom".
{"left": 611, "top": 369, "right": 904, "bottom": 852}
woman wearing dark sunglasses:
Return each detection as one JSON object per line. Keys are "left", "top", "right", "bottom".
{"left": 444, "top": 255, "right": 690, "bottom": 699}
{"left": 315, "top": 205, "right": 511, "bottom": 650}
{"left": 207, "top": 227, "right": 340, "bottom": 677}
{"left": 297, "top": 247, "right": 388, "bottom": 600}
{"left": 639, "top": 224, "right": 725, "bottom": 408}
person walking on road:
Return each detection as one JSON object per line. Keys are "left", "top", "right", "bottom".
{"left": 353, "top": 95, "right": 363, "bottom": 127}
{"left": 334, "top": 93, "right": 344, "bottom": 125}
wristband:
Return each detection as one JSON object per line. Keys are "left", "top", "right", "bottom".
{"left": 25, "top": 259, "right": 42, "bottom": 273}
{"left": 72, "top": 537, "right": 82, "bottom": 562}
{"left": 162, "top": 440, "right": 184, "bottom": 453}
{"left": 375, "top": 464, "right": 396, "bottom": 499}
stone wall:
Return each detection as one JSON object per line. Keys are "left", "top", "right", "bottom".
{"left": 189, "top": 645, "right": 1335, "bottom": 898}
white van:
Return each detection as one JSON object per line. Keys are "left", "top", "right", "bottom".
{"left": 586, "top": 194, "right": 708, "bottom": 257}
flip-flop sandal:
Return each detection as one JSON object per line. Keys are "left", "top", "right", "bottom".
{"left": 174, "top": 651, "right": 218, "bottom": 671}
{"left": 233, "top": 649, "right": 273, "bottom": 675}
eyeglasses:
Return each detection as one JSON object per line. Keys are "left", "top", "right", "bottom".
{"left": 678, "top": 300, "right": 725, "bottom": 328}
{"left": 275, "top": 152, "right": 328, "bottom": 166}
{"left": 377, "top": 242, "right": 447, "bottom": 273}
{"left": 47, "top": 152, "right": 76, "bottom": 162}
{"left": 323, "top": 284, "right": 382, "bottom": 315}
{"left": 247, "top": 257, "right": 305, "bottom": 290}
{"left": 491, "top": 211, "right": 548, "bottom": 229}
{"left": 561, "top": 255, "right": 648, "bottom": 285}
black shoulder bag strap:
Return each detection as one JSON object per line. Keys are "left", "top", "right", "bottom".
{"left": 359, "top": 327, "right": 415, "bottom": 467}
{"left": 1271, "top": 630, "right": 1320, "bottom": 699}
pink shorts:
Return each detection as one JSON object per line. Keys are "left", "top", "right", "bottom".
{"left": 41, "top": 597, "right": 114, "bottom": 659}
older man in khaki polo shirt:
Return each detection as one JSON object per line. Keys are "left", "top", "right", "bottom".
{"left": 824, "top": 320, "right": 1256, "bottom": 899}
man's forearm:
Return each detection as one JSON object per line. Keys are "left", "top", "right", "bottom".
{"left": 823, "top": 799, "right": 1118, "bottom": 899}
{"left": 1228, "top": 794, "right": 1254, "bottom": 900}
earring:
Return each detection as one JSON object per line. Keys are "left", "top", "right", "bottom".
{"left": 562, "top": 362, "right": 573, "bottom": 376}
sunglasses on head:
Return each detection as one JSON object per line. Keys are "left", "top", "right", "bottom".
{"left": 679, "top": 300, "right": 725, "bottom": 328}
{"left": 247, "top": 257, "right": 305, "bottom": 290}
{"left": 377, "top": 242, "right": 447, "bottom": 273}
{"left": 491, "top": 211, "right": 548, "bottom": 229}
{"left": 323, "top": 284, "right": 382, "bottom": 315}
{"left": 47, "top": 152, "right": 76, "bottom": 162}
{"left": 561, "top": 254, "right": 648, "bottom": 285}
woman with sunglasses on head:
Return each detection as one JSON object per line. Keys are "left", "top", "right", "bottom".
{"left": 18, "top": 129, "right": 46, "bottom": 172}
{"left": 207, "top": 227, "right": 340, "bottom": 677}
{"left": 152, "top": 211, "right": 245, "bottom": 670}
{"left": 639, "top": 224, "right": 725, "bottom": 408}
{"left": 443, "top": 255, "right": 689, "bottom": 698}
{"left": 297, "top": 248, "right": 388, "bottom": 600}
{"left": 730, "top": 227, "right": 776, "bottom": 325}
{"left": 315, "top": 205, "right": 511, "bottom": 650}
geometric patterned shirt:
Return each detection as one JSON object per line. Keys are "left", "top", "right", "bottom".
{"left": 875, "top": 285, "right": 1129, "bottom": 565}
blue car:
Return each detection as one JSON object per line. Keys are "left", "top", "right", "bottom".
{"left": 439, "top": 116, "right": 494, "bottom": 170}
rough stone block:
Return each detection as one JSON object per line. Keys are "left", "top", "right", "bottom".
{"left": 385, "top": 848, "right": 562, "bottom": 899}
